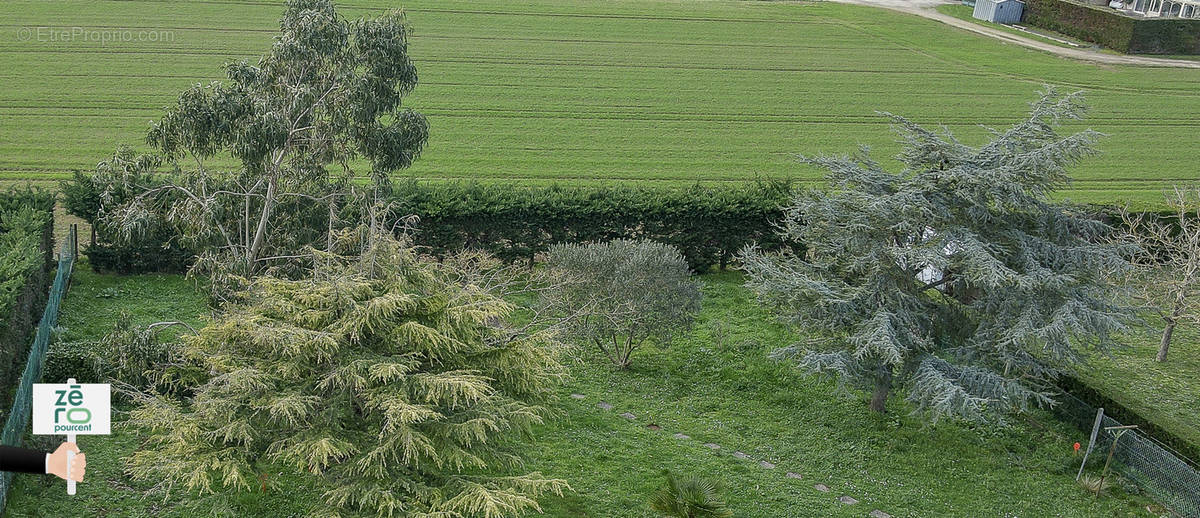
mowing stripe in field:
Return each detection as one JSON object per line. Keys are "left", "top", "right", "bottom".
{"left": 1, "top": 0, "right": 1198, "bottom": 206}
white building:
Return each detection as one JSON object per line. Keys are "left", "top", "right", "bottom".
{"left": 1118, "top": 0, "right": 1200, "bottom": 18}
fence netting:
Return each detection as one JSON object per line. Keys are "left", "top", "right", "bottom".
{"left": 1056, "top": 388, "right": 1200, "bottom": 517}
{"left": 0, "top": 225, "right": 76, "bottom": 511}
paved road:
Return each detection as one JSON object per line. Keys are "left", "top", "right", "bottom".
{"left": 831, "top": 0, "right": 1200, "bottom": 69}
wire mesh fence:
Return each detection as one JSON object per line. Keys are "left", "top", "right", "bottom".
{"left": 1056, "top": 387, "right": 1200, "bottom": 517}
{"left": 0, "top": 224, "right": 76, "bottom": 512}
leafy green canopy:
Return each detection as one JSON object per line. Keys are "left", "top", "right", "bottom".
{"left": 546, "top": 239, "right": 702, "bottom": 369}
{"left": 110, "top": 0, "right": 428, "bottom": 284}
{"left": 126, "top": 232, "right": 568, "bottom": 517}
{"left": 740, "top": 90, "right": 1136, "bottom": 422}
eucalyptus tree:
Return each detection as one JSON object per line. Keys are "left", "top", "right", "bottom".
{"left": 109, "top": 0, "right": 427, "bottom": 286}
{"left": 739, "top": 91, "right": 1137, "bottom": 421}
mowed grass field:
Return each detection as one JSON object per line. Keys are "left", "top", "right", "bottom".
{"left": 1, "top": 0, "right": 1199, "bottom": 205}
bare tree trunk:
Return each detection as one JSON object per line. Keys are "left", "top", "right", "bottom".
{"left": 247, "top": 176, "right": 278, "bottom": 270}
{"left": 1158, "top": 319, "right": 1175, "bottom": 362}
{"left": 869, "top": 369, "right": 892, "bottom": 413}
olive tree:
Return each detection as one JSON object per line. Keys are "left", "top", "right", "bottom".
{"left": 740, "top": 90, "right": 1137, "bottom": 421}
{"left": 108, "top": 0, "right": 428, "bottom": 287}
{"left": 546, "top": 239, "right": 702, "bottom": 369}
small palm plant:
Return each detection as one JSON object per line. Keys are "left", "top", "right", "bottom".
{"left": 649, "top": 470, "right": 733, "bottom": 518}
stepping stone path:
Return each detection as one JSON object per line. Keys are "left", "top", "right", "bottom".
{"left": 572, "top": 394, "right": 893, "bottom": 518}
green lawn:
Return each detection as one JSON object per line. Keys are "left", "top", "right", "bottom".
{"left": 1079, "top": 322, "right": 1200, "bottom": 456}
{"left": 2, "top": 0, "right": 1200, "bottom": 206}
{"left": 3, "top": 266, "right": 1165, "bottom": 517}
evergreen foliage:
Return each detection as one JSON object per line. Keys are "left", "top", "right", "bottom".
{"left": 61, "top": 148, "right": 196, "bottom": 274}
{"left": 390, "top": 181, "right": 791, "bottom": 272}
{"left": 63, "top": 178, "right": 792, "bottom": 274}
{"left": 44, "top": 311, "right": 194, "bottom": 393}
{"left": 125, "top": 230, "right": 568, "bottom": 517}
{"left": 739, "top": 90, "right": 1137, "bottom": 422}
{"left": 103, "top": 0, "right": 428, "bottom": 288}
{"left": 546, "top": 239, "right": 701, "bottom": 369}
{"left": 0, "top": 190, "right": 54, "bottom": 410}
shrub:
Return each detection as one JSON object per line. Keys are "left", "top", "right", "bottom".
{"left": 1078, "top": 474, "right": 1112, "bottom": 495}
{"left": 649, "top": 470, "right": 732, "bottom": 518}
{"left": 546, "top": 239, "right": 702, "bottom": 369}
{"left": 44, "top": 312, "right": 193, "bottom": 394}
{"left": 43, "top": 340, "right": 103, "bottom": 385}
{"left": 61, "top": 155, "right": 197, "bottom": 274}
{"left": 125, "top": 231, "right": 568, "bottom": 517}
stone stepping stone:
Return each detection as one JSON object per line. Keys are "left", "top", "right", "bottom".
{"left": 838, "top": 496, "right": 858, "bottom": 505}
{"left": 703, "top": 443, "right": 721, "bottom": 450}
{"left": 673, "top": 433, "right": 690, "bottom": 440}
{"left": 759, "top": 460, "right": 776, "bottom": 469}
{"left": 597, "top": 401, "right": 613, "bottom": 410}
{"left": 732, "top": 451, "right": 750, "bottom": 460}
{"left": 570, "top": 393, "right": 586, "bottom": 400}
{"left": 619, "top": 412, "right": 636, "bottom": 420}
{"left": 646, "top": 424, "right": 662, "bottom": 431}
{"left": 785, "top": 472, "right": 802, "bottom": 480}
{"left": 813, "top": 484, "right": 830, "bottom": 492}
{"left": 869, "top": 511, "right": 891, "bottom": 518}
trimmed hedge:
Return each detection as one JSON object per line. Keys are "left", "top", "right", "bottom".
{"left": 389, "top": 181, "right": 793, "bottom": 272}
{"left": 0, "top": 189, "right": 54, "bottom": 407}
{"left": 1022, "top": 0, "right": 1200, "bottom": 54}
{"left": 1129, "top": 17, "right": 1200, "bottom": 54}
{"left": 60, "top": 174, "right": 794, "bottom": 273}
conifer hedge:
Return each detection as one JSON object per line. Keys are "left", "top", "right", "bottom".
{"left": 389, "top": 180, "right": 793, "bottom": 271}
{"left": 65, "top": 177, "right": 794, "bottom": 274}
{"left": 0, "top": 189, "right": 54, "bottom": 402}
{"left": 1022, "top": 0, "right": 1200, "bottom": 54}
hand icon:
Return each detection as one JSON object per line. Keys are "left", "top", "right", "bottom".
{"left": 46, "top": 442, "right": 85, "bottom": 482}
